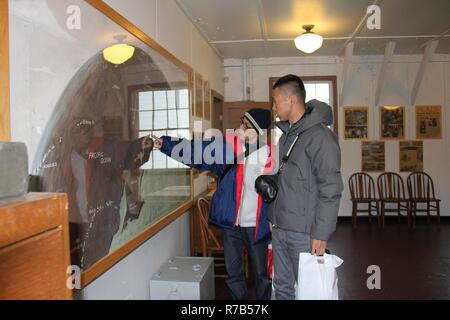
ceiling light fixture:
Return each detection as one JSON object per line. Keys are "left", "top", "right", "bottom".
{"left": 103, "top": 43, "right": 135, "bottom": 65}
{"left": 294, "top": 25, "right": 323, "bottom": 54}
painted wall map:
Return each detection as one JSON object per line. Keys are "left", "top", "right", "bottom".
{"left": 400, "top": 141, "right": 423, "bottom": 172}
{"left": 10, "top": 0, "right": 192, "bottom": 275}
{"left": 362, "top": 141, "right": 385, "bottom": 172}
{"left": 416, "top": 106, "right": 442, "bottom": 139}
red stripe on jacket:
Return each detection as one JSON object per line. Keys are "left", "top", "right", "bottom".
{"left": 254, "top": 143, "right": 273, "bottom": 241}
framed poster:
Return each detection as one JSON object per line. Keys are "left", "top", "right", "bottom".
{"left": 400, "top": 141, "right": 423, "bottom": 172}
{"left": 362, "top": 141, "right": 385, "bottom": 172}
{"left": 416, "top": 106, "right": 442, "bottom": 139}
{"left": 9, "top": 0, "right": 193, "bottom": 286}
{"left": 380, "top": 106, "right": 405, "bottom": 139}
{"left": 195, "top": 72, "right": 204, "bottom": 118}
{"left": 204, "top": 80, "right": 211, "bottom": 120}
{"left": 343, "top": 107, "right": 368, "bottom": 139}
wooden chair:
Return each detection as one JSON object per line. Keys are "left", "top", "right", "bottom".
{"left": 377, "top": 172, "right": 411, "bottom": 228}
{"left": 348, "top": 172, "right": 380, "bottom": 228}
{"left": 196, "top": 198, "right": 249, "bottom": 278}
{"left": 407, "top": 171, "right": 441, "bottom": 227}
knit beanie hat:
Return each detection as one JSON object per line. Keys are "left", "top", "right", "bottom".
{"left": 243, "top": 108, "right": 272, "bottom": 135}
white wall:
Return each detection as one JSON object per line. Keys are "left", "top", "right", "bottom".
{"left": 224, "top": 55, "right": 450, "bottom": 217}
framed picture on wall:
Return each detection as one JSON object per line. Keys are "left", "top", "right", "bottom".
{"left": 400, "top": 141, "right": 423, "bottom": 172}
{"left": 195, "top": 72, "right": 203, "bottom": 118}
{"left": 343, "top": 107, "right": 369, "bottom": 139}
{"left": 380, "top": 106, "right": 405, "bottom": 139}
{"left": 362, "top": 141, "right": 385, "bottom": 172}
{"left": 204, "top": 80, "right": 211, "bottom": 120}
{"left": 416, "top": 106, "right": 442, "bottom": 139}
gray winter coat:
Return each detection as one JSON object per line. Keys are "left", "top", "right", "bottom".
{"left": 268, "top": 99, "right": 343, "bottom": 241}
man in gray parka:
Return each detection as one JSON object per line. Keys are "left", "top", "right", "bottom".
{"left": 270, "top": 74, "right": 343, "bottom": 300}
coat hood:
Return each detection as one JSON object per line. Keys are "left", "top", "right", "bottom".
{"left": 275, "top": 99, "right": 333, "bottom": 134}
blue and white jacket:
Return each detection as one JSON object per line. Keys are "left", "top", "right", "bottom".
{"left": 160, "top": 134, "right": 274, "bottom": 243}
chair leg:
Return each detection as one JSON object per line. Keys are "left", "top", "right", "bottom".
{"left": 436, "top": 201, "right": 441, "bottom": 226}
{"left": 352, "top": 203, "right": 357, "bottom": 228}
{"left": 381, "top": 202, "right": 385, "bottom": 228}
{"left": 426, "top": 202, "right": 431, "bottom": 225}
{"left": 414, "top": 201, "right": 417, "bottom": 228}
{"left": 376, "top": 201, "right": 381, "bottom": 228}
{"left": 407, "top": 201, "right": 411, "bottom": 229}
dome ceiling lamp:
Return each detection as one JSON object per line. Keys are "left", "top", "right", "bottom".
{"left": 294, "top": 25, "right": 323, "bottom": 54}
{"left": 103, "top": 35, "right": 135, "bottom": 65}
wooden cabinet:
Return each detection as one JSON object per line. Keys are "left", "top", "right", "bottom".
{"left": 0, "top": 193, "right": 72, "bottom": 300}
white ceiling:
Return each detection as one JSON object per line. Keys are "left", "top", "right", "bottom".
{"left": 176, "top": 0, "right": 450, "bottom": 59}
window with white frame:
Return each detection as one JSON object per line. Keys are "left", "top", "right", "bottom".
{"left": 137, "top": 88, "right": 190, "bottom": 169}
{"left": 271, "top": 78, "right": 336, "bottom": 144}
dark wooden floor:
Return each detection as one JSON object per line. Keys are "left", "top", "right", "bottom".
{"left": 215, "top": 216, "right": 450, "bottom": 300}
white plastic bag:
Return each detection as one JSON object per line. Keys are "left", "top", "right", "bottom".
{"left": 297, "top": 253, "right": 343, "bottom": 300}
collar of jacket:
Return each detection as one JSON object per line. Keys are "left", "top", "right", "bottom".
{"left": 275, "top": 99, "right": 333, "bottom": 136}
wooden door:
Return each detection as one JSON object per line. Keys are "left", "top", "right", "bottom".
{"left": 223, "top": 101, "right": 271, "bottom": 131}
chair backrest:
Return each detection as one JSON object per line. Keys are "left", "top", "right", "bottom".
{"left": 196, "top": 198, "right": 222, "bottom": 256}
{"left": 377, "top": 172, "right": 406, "bottom": 200}
{"left": 349, "top": 172, "right": 376, "bottom": 200}
{"left": 407, "top": 171, "right": 436, "bottom": 199}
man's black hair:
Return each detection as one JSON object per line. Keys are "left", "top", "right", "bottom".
{"left": 273, "top": 74, "right": 306, "bottom": 104}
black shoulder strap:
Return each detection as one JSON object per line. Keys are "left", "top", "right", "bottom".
{"left": 277, "top": 132, "right": 302, "bottom": 174}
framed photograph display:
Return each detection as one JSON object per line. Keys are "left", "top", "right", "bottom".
{"left": 204, "top": 80, "right": 211, "bottom": 120}
{"left": 380, "top": 106, "right": 405, "bottom": 139}
{"left": 195, "top": 72, "right": 204, "bottom": 118}
{"left": 8, "top": 0, "right": 193, "bottom": 286}
{"left": 400, "top": 141, "right": 423, "bottom": 172}
{"left": 362, "top": 141, "right": 385, "bottom": 172}
{"left": 343, "top": 107, "right": 369, "bottom": 139}
{"left": 416, "top": 106, "right": 442, "bottom": 139}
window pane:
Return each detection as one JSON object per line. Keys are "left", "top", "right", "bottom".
{"left": 167, "top": 157, "right": 180, "bottom": 168}
{"left": 154, "top": 91, "right": 167, "bottom": 110}
{"left": 168, "top": 110, "right": 178, "bottom": 128}
{"left": 154, "top": 110, "right": 167, "bottom": 129}
{"left": 316, "top": 83, "right": 330, "bottom": 104}
{"left": 153, "top": 151, "right": 166, "bottom": 168}
{"left": 304, "top": 83, "right": 316, "bottom": 102}
{"left": 139, "top": 91, "right": 153, "bottom": 111}
{"left": 167, "top": 90, "right": 176, "bottom": 109}
{"left": 178, "top": 129, "right": 190, "bottom": 140}
{"left": 139, "top": 111, "right": 153, "bottom": 130}
{"left": 178, "top": 109, "right": 189, "bottom": 128}
{"left": 178, "top": 89, "right": 189, "bottom": 109}
{"left": 138, "top": 131, "right": 152, "bottom": 138}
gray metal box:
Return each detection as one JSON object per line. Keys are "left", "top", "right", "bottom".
{"left": 0, "top": 142, "right": 29, "bottom": 199}
{"left": 149, "top": 256, "right": 215, "bottom": 300}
